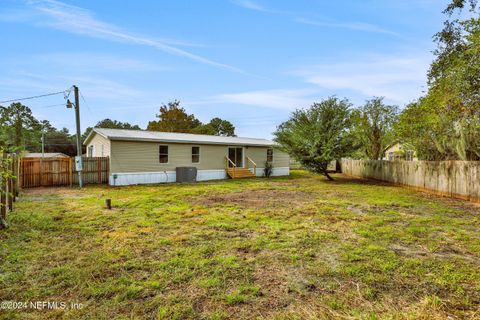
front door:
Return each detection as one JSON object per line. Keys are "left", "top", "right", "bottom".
{"left": 228, "top": 147, "right": 243, "bottom": 167}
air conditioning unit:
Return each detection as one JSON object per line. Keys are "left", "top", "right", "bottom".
{"left": 176, "top": 167, "right": 197, "bottom": 183}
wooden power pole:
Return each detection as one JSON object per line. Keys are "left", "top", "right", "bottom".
{"left": 71, "top": 85, "right": 84, "bottom": 188}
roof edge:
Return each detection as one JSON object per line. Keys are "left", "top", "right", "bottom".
{"left": 83, "top": 128, "right": 108, "bottom": 146}
{"left": 108, "top": 136, "right": 277, "bottom": 147}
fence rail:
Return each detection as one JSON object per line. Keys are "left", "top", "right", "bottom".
{"left": 340, "top": 159, "right": 480, "bottom": 203}
{"left": 20, "top": 157, "right": 109, "bottom": 188}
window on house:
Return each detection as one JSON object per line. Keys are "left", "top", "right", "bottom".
{"left": 192, "top": 146, "right": 200, "bottom": 163}
{"left": 88, "top": 145, "right": 94, "bottom": 157}
{"left": 406, "top": 150, "right": 414, "bottom": 161}
{"left": 159, "top": 145, "right": 169, "bottom": 163}
{"left": 267, "top": 148, "right": 273, "bottom": 162}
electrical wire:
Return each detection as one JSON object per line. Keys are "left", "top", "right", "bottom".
{"left": 33, "top": 103, "right": 67, "bottom": 109}
{"left": 79, "top": 90, "right": 95, "bottom": 116}
{"left": 0, "top": 90, "right": 70, "bottom": 104}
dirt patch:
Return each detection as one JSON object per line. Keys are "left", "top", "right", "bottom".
{"left": 391, "top": 243, "right": 480, "bottom": 263}
{"left": 20, "top": 187, "right": 88, "bottom": 201}
{"left": 192, "top": 189, "right": 314, "bottom": 209}
{"left": 253, "top": 264, "right": 291, "bottom": 308}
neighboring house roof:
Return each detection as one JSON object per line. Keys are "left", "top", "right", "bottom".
{"left": 384, "top": 141, "right": 416, "bottom": 153}
{"left": 23, "top": 152, "right": 69, "bottom": 158}
{"left": 84, "top": 128, "right": 277, "bottom": 147}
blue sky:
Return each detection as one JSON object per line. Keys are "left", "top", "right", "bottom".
{"left": 0, "top": 0, "right": 449, "bottom": 138}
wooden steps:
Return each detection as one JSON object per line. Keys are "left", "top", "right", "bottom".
{"left": 227, "top": 167, "right": 255, "bottom": 179}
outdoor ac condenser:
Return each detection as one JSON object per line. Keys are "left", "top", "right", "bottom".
{"left": 175, "top": 167, "right": 197, "bottom": 183}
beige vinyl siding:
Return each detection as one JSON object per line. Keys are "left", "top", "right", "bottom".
{"left": 245, "top": 147, "right": 266, "bottom": 167}
{"left": 109, "top": 140, "right": 290, "bottom": 173}
{"left": 273, "top": 149, "right": 289, "bottom": 167}
{"left": 86, "top": 133, "right": 111, "bottom": 157}
{"left": 110, "top": 141, "right": 228, "bottom": 173}
{"left": 245, "top": 147, "right": 289, "bottom": 168}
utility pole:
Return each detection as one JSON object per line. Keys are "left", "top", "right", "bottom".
{"left": 69, "top": 85, "right": 84, "bottom": 188}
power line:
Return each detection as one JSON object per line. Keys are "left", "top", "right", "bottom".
{"left": 0, "top": 89, "right": 71, "bottom": 104}
{"left": 34, "top": 103, "right": 67, "bottom": 109}
{"left": 79, "top": 90, "right": 95, "bottom": 116}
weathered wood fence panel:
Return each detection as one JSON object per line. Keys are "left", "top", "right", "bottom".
{"left": 20, "top": 157, "right": 109, "bottom": 188}
{"left": 71, "top": 157, "right": 109, "bottom": 185}
{"left": 340, "top": 159, "right": 480, "bottom": 203}
{"left": 20, "top": 157, "right": 71, "bottom": 188}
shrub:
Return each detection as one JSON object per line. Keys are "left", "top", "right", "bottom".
{"left": 263, "top": 160, "right": 273, "bottom": 178}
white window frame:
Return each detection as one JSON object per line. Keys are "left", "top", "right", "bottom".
{"left": 88, "top": 145, "right": 94, "bottom": 157}
{"left": 191, "top": 146, "right": 200, "bottom": 164}
{"left": 159, "top": 145, "right": 169, "bottom": 164}
{"left": 267, "top": 147, "right": 274, "bottom": 163}
{"left": 227, "top": 146, "right": 244, "bottom": 168}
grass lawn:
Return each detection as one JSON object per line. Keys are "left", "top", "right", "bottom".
{"left": 1, "top": 170, "right": 479, "bottom": 319}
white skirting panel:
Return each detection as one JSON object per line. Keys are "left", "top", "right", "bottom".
{"left": 109, "top": 171, "right": 176, "bottom": 186}
{"left": 254, "top": 167, "right": 290, "bottom": 177}
{"left": 109, "top": 167, "right": 290, "bottom": 186}
{"left": 196, "top": 169, "right": 227, "bottom": 181}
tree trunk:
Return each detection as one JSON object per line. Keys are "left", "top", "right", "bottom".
{"left": 324, "top": 170, "right": 334, "bottom": 181}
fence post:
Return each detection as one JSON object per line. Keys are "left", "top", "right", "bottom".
{"left": 98, "top": 157, "right": 101, "bottom": 184}
{"left": 1, "top": 153, "right": 7, "bottom": 227}
{"left": 69, "top": 157, "right": 73, "bottom": 187}
{"left": 7, "top": 155, "right": 13, "bottom": 211}
{"left": 12, "top": 154, "right": 18, "bottom": 200}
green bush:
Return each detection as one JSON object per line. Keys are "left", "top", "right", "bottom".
{"left": 263, "top": 160, "right": 273, "bottom": 178}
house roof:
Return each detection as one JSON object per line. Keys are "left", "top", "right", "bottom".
{"left": 23, "top": 152, "right": 69, "bottom": 158}
{"left": 84, "top": 128, "right": 277, "bottom": 147}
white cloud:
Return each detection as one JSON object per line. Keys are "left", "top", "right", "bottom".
{"left": 295, "top": 17, "right": 401, "bottom": 37}
{"left": 291, "top": 54, "right": 432, "bottom": 104}
{"left": 230, "top": 0, "right": 267, "bottom": 12}
{"left": 230, "top": 1, "right": 399, "bottom": 37}
{"left": 190, "top": 89, "right": 317, "bottom": 111}
{"left": 34, "top": 53, "right": 166, "bottom": 72}
{"left": 23, "top": 0, "right": 243, "bottom": 73}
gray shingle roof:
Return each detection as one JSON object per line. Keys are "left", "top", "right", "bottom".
{"left": 86, "top": 128, "right": 276, "bottom": 147}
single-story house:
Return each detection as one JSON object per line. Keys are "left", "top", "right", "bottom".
{"left": 384, "top": 142, "right": 417, "bottom": 161}
{"left": 84, "top": 128, "right": 290, "bottom": 186}
{"left": 23, "top": 152, "right": 69, "bottom": 158}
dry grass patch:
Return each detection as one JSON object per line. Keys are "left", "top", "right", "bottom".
{"left": 1, "top": 170, "right": 479, "bottom": 319}
{"left": 193, "top": 189, "right": 314, "bottom": 209}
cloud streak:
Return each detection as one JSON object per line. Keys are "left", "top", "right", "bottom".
{"left": 190, "top": 88, "right": 317, "bottom": 111}
{"left": 231, "top": 0, "right": 399, "bottom": 37}
{"left": 295, "top": 17, "right": 401, "bottom": 37}
{"left": 291, "top": 54, "right": 431, "bottom": 104}
{"left": 230, "top": 0, "right": 268, "bottom": 12}
{"left": 24, "top": 0, "right": 243, "bottom": 73}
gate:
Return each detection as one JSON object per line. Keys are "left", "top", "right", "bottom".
{"left": 20, "top": 157, "right": 109, "bottom": 188}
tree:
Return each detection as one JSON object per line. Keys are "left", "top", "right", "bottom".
{"left": 147, "top": 100, "right": 237, "bottom": 136}
{"left": 147, "top": 100, "right": 201, "bottom": 133}
{"left": 43, "top": 127, "right": 77, "bottom": 156}
{"left": 274, "top": 97, "right": 355, "bottom": 181}
{"left": 352, "top": 97, "right": 398, "bottom": 160}
{"left": 82, "top": 118, "right": 141, "bottom": 141}
{"left": 398, "top": 0, "right": 480, "bottom": 160}
{"left": 0, "top": 103, "right": 41, "bottom": 152}
{"left": 191, "top": 117, "right": 236, "bottom": 136}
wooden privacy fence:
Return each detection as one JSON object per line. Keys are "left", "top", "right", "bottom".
{"left": 340, "top": 159, "right": 480, "bottom": 203}
{"left": 20, "top": 157, "right": 109, "bottom": 188}
{"left": 1, "top": 153, "right": 19, "bottom": 228}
